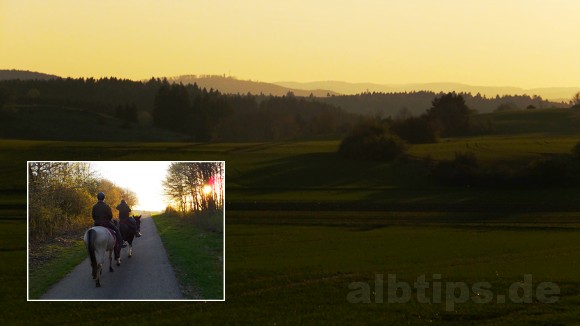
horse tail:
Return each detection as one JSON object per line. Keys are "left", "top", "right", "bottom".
{"left": 87, "top": 228, "right": 97, "bottom": 278}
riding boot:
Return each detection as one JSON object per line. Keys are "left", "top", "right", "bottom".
{"left": 110, "top": 222, "right": 126, "bottom": 248}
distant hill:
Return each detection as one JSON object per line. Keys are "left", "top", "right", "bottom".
{"left": 276, "top": 81, "right": 579, "bottom": 103}
{"left": 0, "top": 69, "right": 60, "bottom": 81}
{"left": 0, "top": 105, "right": 188, "bottom": 141}
{"left": 165, "top": 75, "right": 339, "bottom": 97}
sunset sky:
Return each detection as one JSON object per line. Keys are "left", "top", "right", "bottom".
{"left": 2, "top": 0, "right": 579, "bottom": 88}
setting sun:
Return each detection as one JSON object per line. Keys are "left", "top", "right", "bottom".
{"left": 202, "top": 184, "right": 213, "bottom": 195}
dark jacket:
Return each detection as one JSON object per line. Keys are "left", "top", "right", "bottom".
{"left": 92, "top": 201, "right": 113, "bottom": 223}
{"left": 116, "top": 201, "right": 131, "bottom": 219}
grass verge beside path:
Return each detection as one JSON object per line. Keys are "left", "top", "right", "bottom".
{"left": 153, "top": 213, "right": 224, "bottom": 300}
{"left": 28, "top": 238, "right": 86, "bottom": 299}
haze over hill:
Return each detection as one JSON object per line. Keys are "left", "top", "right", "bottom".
{"left": 275, "top": 81, "right": 579, "bottom": 103}
{"left": 1, "top": 70, "right": 577, "bottom": 103}
{"left": 165, "top": 75, "right": 339, "bottom": 97}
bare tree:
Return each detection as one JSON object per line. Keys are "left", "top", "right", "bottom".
{"left": 162, "top": 162, "right": 224, "bottom": 213}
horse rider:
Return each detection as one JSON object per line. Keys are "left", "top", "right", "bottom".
{"left": 92, "top": 192, "right": 126, "bottom": 260}
{"left": 116, "top": 199, "right": 141, "bottom": 237}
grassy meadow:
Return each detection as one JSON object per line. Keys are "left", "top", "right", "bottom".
{"left": 3, "top": 108, "right": 580, "bottom": 323}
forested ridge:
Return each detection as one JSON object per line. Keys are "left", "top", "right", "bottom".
{"left": 0, "top": 77, "right": 569, "bottom": 142}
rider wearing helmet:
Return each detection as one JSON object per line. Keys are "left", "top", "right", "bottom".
{"left": 92, "top": 192, "right": 126, "bottom": 260}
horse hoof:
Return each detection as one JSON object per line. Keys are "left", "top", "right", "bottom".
{"left": 96, "top": 282, "right": 101, "bottom": 287}
{"left": 117, "top": 262, "right": 121, "bottom": 266}
{"left": 129, "top": 254, "right": 132, "bottom": 258}
{"left": 110, "top": 267, "right": 114, "bottom": 272}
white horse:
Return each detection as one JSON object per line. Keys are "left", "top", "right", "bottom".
{"left": 83, "top": 226, "right": 120, "bottom": 287}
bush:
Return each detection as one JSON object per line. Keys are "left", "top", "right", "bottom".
{"left": 164, "top": 205, "right": 179, "bottom": 215}
{"left": 426, "top": 93, "right": 471, "bottom": 136}
{"left": 390, "top": 116, "right": 438, "bottom": 144}
{"left": 495, "top": 102, "right": 519, "bottom": 112}
{"left": 338, "top": 121, "right": 407, "bottom": 161}
{"left": 189, "top": 209, "right": 223, "bottom": 234}
{"left": 573, "top": 142, "right": 580, "bottom": 160}
{"left": 525, "top": 156, "right": 569, "bottom": 186}
{"left": 429, "top": 151, "right": 479, "bottom": 186}
{"left": 429, "top": 153, "right": 574, "bottom": 188}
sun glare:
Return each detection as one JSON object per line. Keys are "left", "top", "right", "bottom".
{"left": 90, "top": 161, "right": 171, "bottom": 212}
{"left": 202, "top": 184, "right": 213, "bottom": 195}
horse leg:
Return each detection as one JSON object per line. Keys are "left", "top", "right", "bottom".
{"left": 96, "top": 263, "right": 102, "bottom": 287}
{"left": 91, "top": 263, "right": 97, "bottom": 279}
{"left": 109, "top": 250, "right": 115, "bottom": 272}
{"left": 128, "top": 237, "right": 133, "bottom": 257}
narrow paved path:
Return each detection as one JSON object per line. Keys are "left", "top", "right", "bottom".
{"left": 41, "top": 214, "right": 183, "bottom": 300}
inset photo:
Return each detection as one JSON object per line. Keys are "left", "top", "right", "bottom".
{"left": 27, "top": 161, "right": 224, "bottom": 301}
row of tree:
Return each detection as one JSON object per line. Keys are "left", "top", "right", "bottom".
{"left": 322, "top": 91, "right": 566, "bottom": 117}
{"left": 29, "top": 162, "right": 137, "bottom": 242}
{"left": 2, "top": 77, "right": 576, "bottom": 143}
{"left": 0, "top": 78, "right": 354, "bottom": 141}
{"left": 152, "top": 82, "right": 353, "bottom": 141}
{"left": 162, "top": 162, "right": 224, "bottom": 214}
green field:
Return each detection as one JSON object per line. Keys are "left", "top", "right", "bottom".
{"left": 3, "top": 108, "right": 580, "bottom": 323}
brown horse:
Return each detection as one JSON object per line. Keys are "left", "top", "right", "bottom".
{"left": 119, "top": 215, "right": 141, "bottom": 258}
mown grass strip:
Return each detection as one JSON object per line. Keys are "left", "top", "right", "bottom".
{"left": 153, "top": 213, "right": 224, "bottom": 300}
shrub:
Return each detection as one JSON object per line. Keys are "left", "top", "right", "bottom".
{"left": 338, "top": 121, "right": 407, "bottom": 161}
{"left": 426, "top": 93, "right": 471, "bottom": 136}
{"left": 390, "top": 116, "right": 438, "bottom": 144}
{"left": 573, "top": 142, "right": 580, "bottom": 160}
{"left": 429, "top": 151, "right": 479, "bottom": 186}
{"left": 429, "top": 153, "right": 574, "bottom": 188}
{"left": 495, "top": 102, "right": 519, "bottom": 112}
{"left": 186, "top": 209, "right": 223, "bottom": 234}
{"left": 525, "top": 156, "right": 569, "bottom": 186}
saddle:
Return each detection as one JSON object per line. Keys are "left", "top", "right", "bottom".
{"left": 121, "top": 217, "right": 138, "bottom": 232}
{"left": 94, "top": 220, "right": 119, "bottom": 243}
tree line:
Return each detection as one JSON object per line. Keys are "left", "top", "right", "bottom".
{"left": 0, "top": 78, "right": 356, "bottom": 141}
{"left": 152, "top": 83, "right": 353, "bottom": 141}
{"left": 162, "top": 162, "right": 224, "bottom": 233}
{"left": 162, "top": 162, "right": 224, "bottom": 213}
{"left": 322, "top": 91, "right": 565, "bottom": 117}
{"left": 1, "top": 77, "right": 574, "bottom": 143}
{"left": 29, "top": 162, "right": 137, "bottom": 242}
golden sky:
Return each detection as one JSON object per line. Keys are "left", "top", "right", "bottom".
{"left": 2, "top": 0, "right": 579, "bottom": 88}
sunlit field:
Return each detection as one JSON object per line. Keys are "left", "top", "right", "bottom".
{"left": 3, "top": 109, "right": 580, "bottom": 323}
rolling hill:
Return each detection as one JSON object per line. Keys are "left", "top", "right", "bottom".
{"left": 276, "top": 81, "right": 579, "bottom": 102}
{"left": 165, "top": 75, "right": 339, "bottom": 97}
{"left": 0, "top": 69, "right": 60, "bottom": 81}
